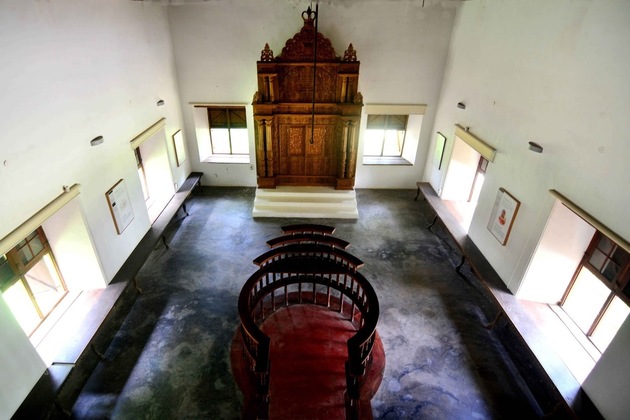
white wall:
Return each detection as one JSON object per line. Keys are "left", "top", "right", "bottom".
{"left": 426, "top": 0, "right": 630, "bottom": 291}
{"left": 42, "top": 197, "right": 105, "bottom": 290}
{"left": 140, "top": 127, "right": 176, "bottom": 223}
{"left": 519, "top": 200, "right": 594, "bottom": 303}
{"left": 167, "top": 0, "right": 455, "bottom": 188}
{"left": 440, "top": 136, "right": 479, "bottom": 200}
{"left": 0, "top": 297, "right": 47, "bottom": 417}
{"left": 424, "top": 0, "right": 630, "bottom": 416}
{"left": 584, "top": 314, "right": 630, "bottom": 419}
{"left": 0, "top": 1, "right": 184, "bottom": 416}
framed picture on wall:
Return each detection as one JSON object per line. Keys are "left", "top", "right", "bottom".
{"left": 172, "top": 130, "right": 186, "bottom": 167}
{"left": 487, "top": 187, "right": 520, "bottom": 246}
{"left": 106, "top": 179, "right": 134, "bottom": 235}
{"left": 433, "top": 132, "right": 447, "bottom": 170}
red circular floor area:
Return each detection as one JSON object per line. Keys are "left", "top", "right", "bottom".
{"left": 231, "top": 304, "right": 385, "bottom": 419}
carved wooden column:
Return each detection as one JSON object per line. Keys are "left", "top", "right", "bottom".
{"left": 257, "top": 74, "right": 278, "bottom": 102}
{"left": 254, "top": 115, "right": 276, "bottom": 188}
{"left": 337, "top": 116, "right": 360, "bottom": 189}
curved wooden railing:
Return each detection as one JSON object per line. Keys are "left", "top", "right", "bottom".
{"left": 253, "top": 243, "right": 363, "bottom": 270}
{"left": 237, "top": 226, "right": 380, "bottom": 419}
{"left": 281, "top": 223, "right": 336, "bottom": 235}
{"left": 266, "top": 233, "right": 351, "bottom": 249}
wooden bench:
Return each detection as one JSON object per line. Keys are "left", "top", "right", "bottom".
{"left": 416, "top": 182, "right": 601, "bottom": 419}
{"left": 15, "top": 172, "right": 204, "bottom": 418}
{"left": 112, "top": 172, "right": 203, "bottom": 290}
{"left": 157, "top": 171, "right": 203, "bottom": 249}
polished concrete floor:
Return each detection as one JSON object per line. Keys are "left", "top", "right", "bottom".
{"left": 72, "top": 187, "right": 546, "bottom": 419}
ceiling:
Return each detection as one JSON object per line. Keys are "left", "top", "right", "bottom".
{"left": 132, "top": 0, "right": 464, "bottom": 7}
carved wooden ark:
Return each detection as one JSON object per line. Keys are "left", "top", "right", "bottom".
{"left": 253, "top": 8, "right": 362, "bottom": 190}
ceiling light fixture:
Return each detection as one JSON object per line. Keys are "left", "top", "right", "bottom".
{"left": 90, "top": 136, "right": 104, "bottom": 146}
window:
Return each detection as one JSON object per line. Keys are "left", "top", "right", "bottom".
{"left": 208, "top": 107, "right": 248, "bottom": 156}
{"left": 469, "top": 156, "right": 488, "bottom": 203}
{"left": 364, "top": 115, "right": 408, "bottom": 157}
{"left": 561, "top": 231, "right": 630, "bottom": 352}
{"left": 193, "top": 105, "right": 250, "bottom": 164}
{"left": 1, "top": 228, "right": 68, "bottom": 336}
{"left": 134, "top": 148, "right": 149, "bottom": 202}
{"left": 440, "top": 127, "right": 496, "bottom": 231}
{"left": 130, "top": 119, "right": 176, "bottom": 224}
{"left": 360, "top": 104, "right": 425, "bottom": 166}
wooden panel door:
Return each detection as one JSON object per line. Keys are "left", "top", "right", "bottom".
{"left": 306, "top": 123, "right": 335, "bottom": 176}
{"left": 277, "top": 116, "right": 337, "bottom": 185}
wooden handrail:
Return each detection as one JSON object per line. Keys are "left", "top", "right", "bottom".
{"left": 238, "top": 249, "right": 379, "bottom": 419}
{"left": 281, "top": 223, "right": 336, "bottom": 235}
{"left": 254, "top": 243, "right": 363, "bottom": 269}
{"left": 266, "top": 232, "right": 351, "bottom": 249}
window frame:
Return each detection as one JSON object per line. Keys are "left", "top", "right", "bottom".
{"left": 191, "top": 104, "right": 251, "bottom": 164}
{"left": 561, "top": 231, "right": 630, "bottom": 340}
{"left": 361, "top": 104, "right": 426, "bottom": 166}
{"left": 1, "top": 227, "right": 68, "bottom": 335}
{"left": 207, "top": 106, "right": 248, "bottom": 157}
{"left": 364, "top": 114, "right": 409, "bottom": 158}
{"left": 134, "top": 147, "right": 150, "bottom": 202}
{"left": 468, "top": 156, "right": 489, "bottom": 203}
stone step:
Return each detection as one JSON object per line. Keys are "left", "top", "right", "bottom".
{"left": 252, "top": 187, "right": 359, "bottom": 219}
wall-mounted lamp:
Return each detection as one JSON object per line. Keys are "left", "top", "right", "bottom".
{"left": 528, "top": 141, "right": 543, "bottom": 153}
{"left": 457, "top": 102, "right": 466, "bottom": 110}
{"left": 157, "top": 99, "right": 165, "bottom": 106}
{"left": 90, "top": 136, "right": 104, "bottom": 147}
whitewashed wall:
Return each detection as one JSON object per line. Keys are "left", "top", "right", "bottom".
{"left": 0, "top": 1, "right": 184, "bottom": 416}
{"left": 167, "top": 0, "right": 455, "bottom": 188}
{"left": 423, "top": 1, "right": 630, "bottom": 417}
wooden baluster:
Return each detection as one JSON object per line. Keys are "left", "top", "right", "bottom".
{"left": 298, "top": 281, "right": 302, "bottom": 303}
{"left": 326, "top": 281, "right": 331, "bottom": 308}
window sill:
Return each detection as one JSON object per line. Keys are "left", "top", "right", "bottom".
{"left": 34, "top": 283, "right": 128, "bottom": 366}
{"left": 362, "top": 156, "right": 412, "bottom": 166}
{"left": 203, "top": 155, "right": 250, "bottom": 164}
{"left": 520, "top": 301, "right": 598, "bottom": 384}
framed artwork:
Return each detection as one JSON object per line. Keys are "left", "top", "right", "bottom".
{"left": 433, "top": 132, "right": 446, "bottom": 170}
{"left": 172, "top": 130, "right": 186, "bottom": 167}
{"left": 487, "top": 187, "right": 520, "bottom": 246}
{"left": 106, "top": 179, "right": 134, "bottom": 235}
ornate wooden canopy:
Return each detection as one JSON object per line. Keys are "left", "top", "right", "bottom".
{"left": 253, "top": 8, "right": 362, "bottom": 190}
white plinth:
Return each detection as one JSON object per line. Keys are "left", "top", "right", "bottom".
{"left": 252, "top": 186, "right": 359, "bottom": 219}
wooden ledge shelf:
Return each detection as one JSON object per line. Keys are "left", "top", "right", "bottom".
{"left": 416, "top": 182, "right": 602, "bottom": 419}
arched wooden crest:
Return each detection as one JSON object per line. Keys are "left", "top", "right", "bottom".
{"left": 253, "top": 8, "right": 363, "bottom": 190}
{"left": 278, "top": 8, "right": 338, "bottom": 62}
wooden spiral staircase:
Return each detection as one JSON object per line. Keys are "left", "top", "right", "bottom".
{"left": 230, "top": 225, "right": 384, "bottom": 419}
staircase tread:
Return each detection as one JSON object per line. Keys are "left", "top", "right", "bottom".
{"left": 253, "top": 188, "right": 359, "bottom": 219}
